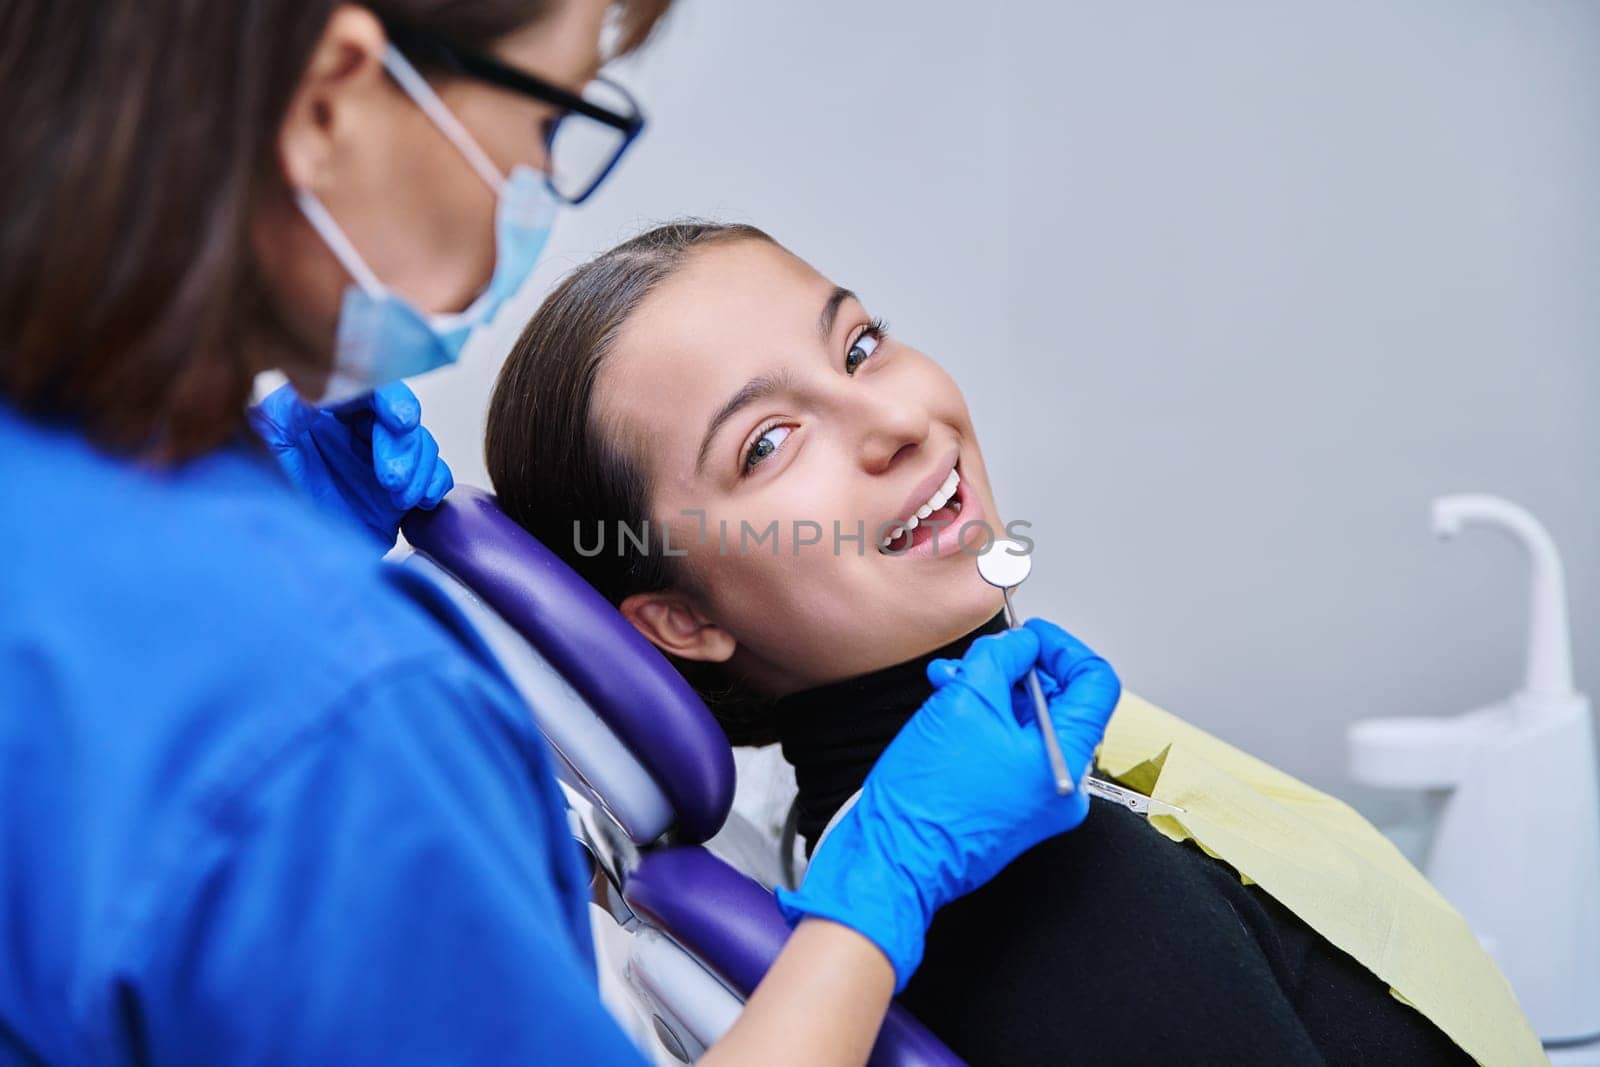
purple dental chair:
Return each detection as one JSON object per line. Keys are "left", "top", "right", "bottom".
{"left": 401, "top": 488, "right": 962, "bottom": 1066}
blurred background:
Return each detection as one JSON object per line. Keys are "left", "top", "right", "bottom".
{"left": 413, "top": 0, "right": 1600, "bottom": 817}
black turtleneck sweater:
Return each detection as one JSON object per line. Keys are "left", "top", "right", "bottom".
{"left": 774, "top": 613, "right": 1469, "bottom": 1067}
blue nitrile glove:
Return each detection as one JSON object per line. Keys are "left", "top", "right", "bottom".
{"left": 774, "top": 619, "right": 1121, "bottom": 991}
{"left": 248, "top": 382, "right": 453, "bottom": 549}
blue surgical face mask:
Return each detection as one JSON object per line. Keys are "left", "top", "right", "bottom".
{"left": 294, "top": 45, "right": 558, "bottom": 406}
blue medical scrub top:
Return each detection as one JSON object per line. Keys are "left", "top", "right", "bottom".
{"left": 0, "top": 404, "right": 648, "bottom": 1065}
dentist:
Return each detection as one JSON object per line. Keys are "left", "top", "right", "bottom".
{"left": 0, "top": 3, "right": 1121, "bottom": 1064}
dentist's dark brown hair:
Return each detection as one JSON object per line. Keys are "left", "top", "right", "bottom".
{"left": 0, "top": 0, "right": 668, "bottom": 461}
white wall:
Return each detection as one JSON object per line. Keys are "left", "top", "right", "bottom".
{"left": 414, "top": 0, "right": 1600, "bottom": 806}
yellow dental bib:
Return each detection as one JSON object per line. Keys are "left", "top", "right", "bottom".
{"left": 1098, "top": 691, "right": 1546, "bottom": 1066}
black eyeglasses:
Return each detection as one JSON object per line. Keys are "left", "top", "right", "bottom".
{"left": 381, "top": 20, "right": 646, "bottom": 206}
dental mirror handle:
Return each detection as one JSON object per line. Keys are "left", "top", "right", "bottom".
{"left": 1003, "top": 588, "right": 1075, "bottom": 795}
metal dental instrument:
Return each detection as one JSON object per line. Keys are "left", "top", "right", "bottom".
{"left": 976, "top": 539, "right": 1074, "bottom": 795}
{"left": 1081, "top": 776, "right": 1187, "bottom": 818}
{"left": 976, "top": 539, "right": 1187, "bottom": 817}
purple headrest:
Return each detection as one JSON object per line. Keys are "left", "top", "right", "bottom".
{"left": 626, "top": 847, "right": 964, "bottom": 1067}
{"left": 403, "top": 487, "right": 735, "bottom": 843}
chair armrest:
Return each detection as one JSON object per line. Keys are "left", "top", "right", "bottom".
{"left": 624, "top": 846, "right": 965, "bottom": 1067}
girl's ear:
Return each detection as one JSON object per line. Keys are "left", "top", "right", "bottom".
{"left": 619, "top": 590, "right": 737, "bottom": 663}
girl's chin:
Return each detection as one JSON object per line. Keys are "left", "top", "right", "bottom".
{"left": 772, "top": 594, "right": 1009, "bottom": 693}
{"left": 909, "top": 582, "right": 1011, "bottom": 651}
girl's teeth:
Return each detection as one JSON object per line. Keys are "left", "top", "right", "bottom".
{"left": 926, "top": 470, "right": 960, "bottom": 512}
{"left": 908, "top": 469, "right": 961, "bottom": 524}
{"left": 883, "top": 467, "right": 963, "bottom": 552}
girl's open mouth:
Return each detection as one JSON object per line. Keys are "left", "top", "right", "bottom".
{"left": 880, "top": 463, "right": 968, "bottom": 555}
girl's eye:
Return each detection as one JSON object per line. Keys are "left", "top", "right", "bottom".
{"left": 846, "top": 320, "right": 888, "bottom": 374}
{"left": 743, "top": 423, "right": 792, "bottom": 473}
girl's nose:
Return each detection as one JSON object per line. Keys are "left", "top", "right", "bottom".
{"left": 852, "top": 392, "right": 932, "bottom": 475}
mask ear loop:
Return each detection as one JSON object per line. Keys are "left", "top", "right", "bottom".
{"left": 294, "top": 188, "right": 386, "bottom": 298}
{"left": 381, "top": 44, "right": 507, "bottom": 195}
{"left": 292, "top": 43, "right": 514, "bottom": 317}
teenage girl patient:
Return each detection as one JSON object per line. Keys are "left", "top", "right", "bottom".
{"left": 484, "top": 223, "right": 1506, "bottom": 1066}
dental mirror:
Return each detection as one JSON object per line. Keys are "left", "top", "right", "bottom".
{"left": 976, "top": 540, "right": 1188, "bottom": 816}
{"left": 975, "top": 539, "right": 1032, "bottom": 590}
{"left": 978, "top": 539, "right": 1074, "bottom": 794}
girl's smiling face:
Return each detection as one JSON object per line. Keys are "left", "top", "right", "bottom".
{"left": 595, "top": 237, "right": 1007, "bottom": 695}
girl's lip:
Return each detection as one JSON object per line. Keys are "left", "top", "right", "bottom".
{"left": 886, "top": 465, "right": 987, "bottom": 562}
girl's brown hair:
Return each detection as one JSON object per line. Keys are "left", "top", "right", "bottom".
{"left": 486, "top": 220, "right": 780, "bottom": 743}
{"left": 0, "top": 0, "right": 669, "bottom": 461}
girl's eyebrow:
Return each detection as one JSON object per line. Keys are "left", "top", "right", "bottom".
{"left": 695, "top": 367, "right": 796, "bottom": 475}
{"left": 694, "top": 286, "right": 856, "bottom": 476}
{"left": 818, "top": 286, "right": 857, "bottom": 340}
